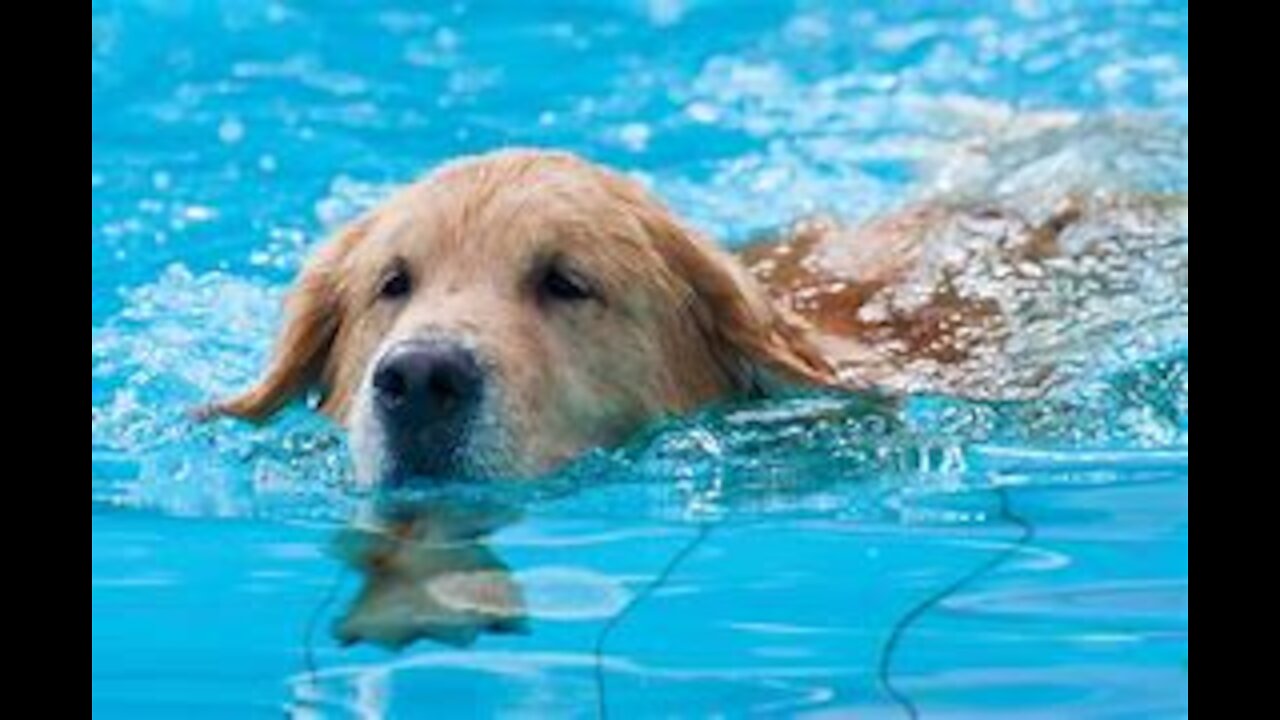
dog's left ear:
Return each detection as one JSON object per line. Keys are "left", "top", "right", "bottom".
{"left": 635, "top": 207, "right": 840, "bottom": 395}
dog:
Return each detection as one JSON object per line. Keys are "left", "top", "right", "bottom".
{"left": 208, "top": 149, "right": 1187, "bottom": 484}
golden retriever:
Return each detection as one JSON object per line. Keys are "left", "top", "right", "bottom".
{"left": 208, "top": 149, "right": 1186, "bottom": 484}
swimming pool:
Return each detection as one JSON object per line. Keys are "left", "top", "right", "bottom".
{"left": 92, "top": 1, "right": 1188, "bottom": 717}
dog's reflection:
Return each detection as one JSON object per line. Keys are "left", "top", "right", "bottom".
{"left": 331, "top": 495, "right": 529, "bottom": 650}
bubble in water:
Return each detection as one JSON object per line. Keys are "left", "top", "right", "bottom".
{"left": 617, "top": 123, "right": 653, "bottom": 153}
{"left": 218, "top": 118, "right": 246, "bottom": 145}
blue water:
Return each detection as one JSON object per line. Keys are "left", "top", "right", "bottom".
{"left": 92, "top": 1, "right": 1188, "bottom": 718}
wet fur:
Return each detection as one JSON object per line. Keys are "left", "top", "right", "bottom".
{"left": 209, "top": 149, "right": 1185, "bottom": 479}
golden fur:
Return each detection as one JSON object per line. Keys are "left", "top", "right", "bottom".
{"left": 210, "top": 149, "right": 1185, "bottom": 481}
{"left": 213, "top": 150, "right": 834, "bottom": 480}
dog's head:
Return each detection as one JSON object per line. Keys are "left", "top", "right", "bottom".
{"left": 214, "top": 150, "right": 835, "bottom": 483}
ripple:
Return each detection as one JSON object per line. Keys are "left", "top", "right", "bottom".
{"left": 946, "top": 578, "right": 1188, "bottom": 621}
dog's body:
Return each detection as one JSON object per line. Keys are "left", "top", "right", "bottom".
{"left": 740, "top": 191, "right": 1187, "bottom": 400}
{"left": 212, "top": 149, "right": 1186, "bottom": 484}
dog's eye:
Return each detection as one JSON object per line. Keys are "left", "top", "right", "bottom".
{"left": 379, "top": 266, "right": 413, "bottom": 300}
{"left": 540, "top": 266, "right": 596, "bottom": 304}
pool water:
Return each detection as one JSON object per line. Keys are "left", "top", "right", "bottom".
{"left": 92, "top": 1, "right": 1188, "bottom": 718}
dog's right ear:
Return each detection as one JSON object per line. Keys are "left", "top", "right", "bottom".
{"left": 199, "top": 219, "right": 370, "bottom": 424}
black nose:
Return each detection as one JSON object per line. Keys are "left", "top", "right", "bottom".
{"left": 373, "top": 341, "right": 485, "bottom": 427}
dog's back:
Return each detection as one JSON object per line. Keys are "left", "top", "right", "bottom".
{"left": 742, "top": 191, "right": 1189, "bottom": 399}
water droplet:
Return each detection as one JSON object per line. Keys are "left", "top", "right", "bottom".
{"left": 219, "top": 118, "right": 246, "bottom": 145}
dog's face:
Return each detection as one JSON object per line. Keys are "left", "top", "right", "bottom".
{"left": 216, "top": 150, "right": 834, "bottom": 484}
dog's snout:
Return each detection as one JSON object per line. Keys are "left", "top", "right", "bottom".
{"left": 373, "top": 342, "right": 484, "bottom": 424}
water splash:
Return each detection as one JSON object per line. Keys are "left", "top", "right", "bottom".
{"left": 91, "top": 265, "right": 360, "bottom": 520}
